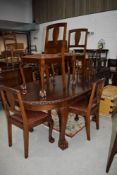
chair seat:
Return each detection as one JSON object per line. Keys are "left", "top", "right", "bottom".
{"left": 11, "top": 110, "right": 48, "bottom": 126}
{"left": 69, "top": 98, "right": 97, "bottom": 116}
{"left": 69, "top": 98, "right": 88, "bottom": 115}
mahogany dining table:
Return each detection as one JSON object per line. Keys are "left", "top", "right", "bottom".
{"left": 16, "top": 75, "right": 93, "bottom": 150}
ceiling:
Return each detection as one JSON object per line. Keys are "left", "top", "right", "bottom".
{"left": 0, "top": 20, "right": 39, "bottom": 32}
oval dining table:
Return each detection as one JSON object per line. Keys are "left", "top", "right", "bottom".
{"left": 16, "top": 75, "right": 92, "bottom": 150}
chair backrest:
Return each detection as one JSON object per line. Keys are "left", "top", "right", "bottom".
{"left": 88, "top": 78, "right": 105, "bottom": 112}
{"left": 0, "top": 85, "right": 28, "bottom": 126}
{"left": 68, "top": 28, "right": 88, "bottom": 55}
{"left": 44, "top": 22, "right": 67, "bottom": 54}
{"left": 17, "top": 43, "right": 25, "bottom": 49}
{"left": 2, "top": 32, "right": 17, "bottom": 51}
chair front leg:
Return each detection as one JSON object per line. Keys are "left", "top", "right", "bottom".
{"left": 85, "top": 115, "right": 91, "bottom": 141}
{"left": 7, "top": 119, "right": 12, "bottom": 147}
{"left": 23, "top": 128, "right": 29, "bottom": 159}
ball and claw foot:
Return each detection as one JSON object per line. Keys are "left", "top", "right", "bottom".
{"left": 58, "top": 140, "right": 68, "bottom": 150}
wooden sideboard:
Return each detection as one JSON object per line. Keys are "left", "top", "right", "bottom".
{"left": 75, "top": 49, "right": 109, "bottom": 67}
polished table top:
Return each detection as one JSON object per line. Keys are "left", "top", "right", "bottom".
{"left": 17, "top": 75, "right": 92, "bottom": 108}
{"left": 16, "top": 75, "right": 93, "bottom": 150}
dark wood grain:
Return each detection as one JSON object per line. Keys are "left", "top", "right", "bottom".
{"left": 15, "top": 75, "right": 92, "bottom": 150}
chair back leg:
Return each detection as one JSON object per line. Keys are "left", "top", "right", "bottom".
{"left": 7, "top": 119, "right": 12, "bottom": 147}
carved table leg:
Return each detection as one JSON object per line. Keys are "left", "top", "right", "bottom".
{"left": 58, "top": 107, "right": 69, "bottom": 150}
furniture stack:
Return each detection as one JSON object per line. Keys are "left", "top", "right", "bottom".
{"left": 0, "top": 22, "right": 109, "bottom": 159}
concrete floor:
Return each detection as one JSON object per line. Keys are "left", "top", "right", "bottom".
{"left": 0, "top": 109, "right": 117, "bottom": 175}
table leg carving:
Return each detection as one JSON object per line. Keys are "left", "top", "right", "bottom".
{"left": 58, "top": 107, "right": 69, "bottom": 150}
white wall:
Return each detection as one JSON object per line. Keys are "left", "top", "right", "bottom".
{"left": 34, "top": 10, "right": 117, "bottom": 59}
{"left": 0, "top": 0, "right": 32, "bottom": 23}
{"left": 31, "top": 30, "right": 40, "bottom": 51}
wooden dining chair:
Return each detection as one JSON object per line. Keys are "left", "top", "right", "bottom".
{"left": 2, "top": 32, "right": 17, "bottom": 51}
{"left": 69, "top": 78, "right": 105, "bottom": 140}
{"left": 44, "top": 22, "right": 67, "bottom": 85}
{"left": 2, "top": 32, "right": 23, "bottom": 64}
{"left": 68, "top": 28, "right": 88, "bottom": 77}
{"left": 2, "top": 32, "right": 17, "bottom": 62}
{"left": 0, "top": 85, "right": 54, "bottom": 158}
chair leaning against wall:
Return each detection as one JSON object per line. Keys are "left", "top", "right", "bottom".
{"left": 68, "top": 28, "right": 88, "bottom": 78}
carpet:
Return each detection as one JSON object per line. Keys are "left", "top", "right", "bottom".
{"left": 46, "top": 110, "right": 85, "bottom": 138}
